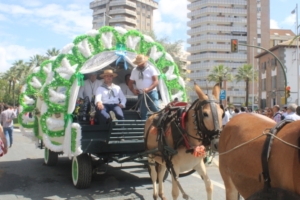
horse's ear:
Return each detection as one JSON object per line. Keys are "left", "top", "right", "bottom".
{"left": 212, "top": 83, "right": 220, "bottom": 101}
{"left": 194, "top": 82, "right": 208, "bottom": 100}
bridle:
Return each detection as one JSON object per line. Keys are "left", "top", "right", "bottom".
{"left": 186, "top": 95, "right": 222, "bottom": 146}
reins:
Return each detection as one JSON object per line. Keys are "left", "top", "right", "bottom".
{"left": 218, "top": 124, "right": 300, "bottom": 156}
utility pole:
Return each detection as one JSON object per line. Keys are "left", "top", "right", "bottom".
{"left": 252, "top": 37, "right": 256, "bottom": 111}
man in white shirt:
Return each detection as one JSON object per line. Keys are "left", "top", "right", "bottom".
{"left": 129, "top": 54, "right": 160, "bottom": 120}
{"left": 78, "top": 72, "right": 103, "bottom": 102}
{"left": 284, "top": 103, "right": 300, "bottom": 121}
{"left": 119, "top": 74, "right": 135, "bottom": 96}
{"left": 95, "top": 69, "right": 126, "bottom": 123}
{"left": 222, "top": 107, "right": 230, "bottom": 128}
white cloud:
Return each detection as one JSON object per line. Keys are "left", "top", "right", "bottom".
{"left": 282, "top": 14, "right": 296, "bottom": 27}
{"left": 158, "top": 0, "right": 188, "bottom": 22}
{"left": 0, "top": 44, "right": 44, "bottom": 72}
{"left": 153, "top": 0, "right": 188, "bottom": 39}
{"left": 0, "top": 2, "right": 92, "bottom": 37}
{"left": 0, "top": 13, "right": 7, "bottom": 21}
{"left": 21, "top": 0, "right": 42, "bottom": 7}
{"left": 270, "top": 19, "right": 280, "bottom": 29}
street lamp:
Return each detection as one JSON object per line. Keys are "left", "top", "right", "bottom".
{"left": 292, "top": 4, "right": 299, "bottom": 105}
{"left": 252, "top": 37, "right": 256, "bottom": 111}
{"left": 103, "top": 11, "right": 112, "bottom": 27}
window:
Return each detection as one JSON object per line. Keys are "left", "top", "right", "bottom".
{"left": 147, "top": 23, "right": 150, "bottom": 26}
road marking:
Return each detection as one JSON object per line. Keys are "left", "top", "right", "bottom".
{"left": 191, "top": 174, "right": 225, "bottom": 190}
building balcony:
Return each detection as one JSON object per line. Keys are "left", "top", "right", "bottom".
{"left": 110, "top": 17, "right": 137, "bottom": 25}
{"left": 110, "top": 0, "right": 136, "bottom": 8}
{"left": 137, "top": 0, "right": 158, "bottom": 9}
{"left": 93, "top": 8, "right": 106, "bottom": 15}
{"left": 187, "top": 16, "right": 247, "bottom": 28}
{"left": 187, "top": 0, "right": 247, "bottom": 11}
{"left": 187, "top": 26, "right": 247, "bottom": 36}
{"left": 109, "top": 8, "right": 137, "bottom": 17}
{"left": 187, "top": 35, "right": 246, "bottom": 45}
{"left": 188, "top": 7, "right": 247, "bottom": 19}
{"left": 188, "top": 53, "right": 247, "bottom": 62}
{"left": 188, "top": 63, "right": 244, "bottom": 71}
{"left": 90, "top": 0, "right": 109, "bottom": 9}
{"left": 187, "top": 44, "right": 247, "bottom": 53}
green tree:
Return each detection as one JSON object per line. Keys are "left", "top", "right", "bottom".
{"left": 207, "top": 64, "right": 233, "bottom": 89}
{"left": 28, "top": 54, "right": 46, "bottom": 68}
{"left": 142, "top": 30, "right": 186, "bottom": 75}
{"left": 235, "top": 64, "right": 258, "bottom": 107}
{"left": 46, "top": 48, "right": 60, "bottom": 58}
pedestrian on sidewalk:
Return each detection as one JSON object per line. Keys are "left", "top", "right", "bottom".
{"left": 0, "top": 124, "right": 8, "bottom": 156}
{"left": 0, "top": 105, "right": 16, "bottom": 147}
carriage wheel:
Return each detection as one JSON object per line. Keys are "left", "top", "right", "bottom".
{"left": 44, "top": 148, "right": 58, "bottom": 166}
{"left": 72, "top": 154, "right": 92, "bottom": 189}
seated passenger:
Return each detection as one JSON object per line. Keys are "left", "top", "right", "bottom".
{"left": 95, "top": 69, "right": 126, "bottom": 123}
{"left": 78, "top": 72, "right": 103, "bottom": 102}
{"left": 119, "top": 74, "right": 136, "bottom": 96}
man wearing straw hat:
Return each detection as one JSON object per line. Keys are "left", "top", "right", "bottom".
{"left": 129, "top": 54, "right": 159, "bottom": 120}
{"left": 78, "top": 72, "right": 103, "bottom": 103}
{"left": 95, "top": 69, "right": 126, "bottom": 123}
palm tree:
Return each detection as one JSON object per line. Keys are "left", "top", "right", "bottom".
{"left": 142, "top": 30, "right": 186, "bottom": 75}
{"left": 28, "top": 54, "right": 46, "bottom": 68}
{"left": 207, "top": 65, "right": 233, "bottom": 89}
{"left": 235, "top": 64, "right": 258, "bottom": 107}
{"left": 46, "top": 48, "right": 60, "bottom": 58}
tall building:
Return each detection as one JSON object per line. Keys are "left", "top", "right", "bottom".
{"left": 90, "top": 0, "right": 158, "bottom": 32}
{"left": 256, "top": 40, "right": 300, "bottom": 108}
{"left": 186, "top": 0, "right": 270, "bottom": 106}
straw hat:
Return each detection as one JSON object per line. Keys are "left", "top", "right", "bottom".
{"left": 99, "top": 69, "right": 118, "bottom": 78}
{"left": 133, "top": 54, "right": 148, "bottom": 65}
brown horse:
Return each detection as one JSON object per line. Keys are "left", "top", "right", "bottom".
{"left": 144, "top": 83, "right": 223, "bottom": 200}
{"left": 219, "top": 113, "right": 300, "bottom": 199}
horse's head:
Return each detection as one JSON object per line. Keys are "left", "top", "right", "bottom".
{"left": 186, "top": 83, "right": 223, "bottom": 146}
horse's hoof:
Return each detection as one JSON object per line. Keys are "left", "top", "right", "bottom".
{"left": 182, "top": 194, "right": 189, "bottom": 200}
{"left": 153, "top": 194, "right": 158, "bottom": 200}
{"left": 159, "top": 194, "right": 166, "bottom": 200}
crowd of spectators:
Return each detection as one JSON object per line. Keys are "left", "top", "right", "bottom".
{"left": 222, "top": 103, "right": 300, "bottom": 127}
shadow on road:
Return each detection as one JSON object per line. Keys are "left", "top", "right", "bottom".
{"left": 0, "top": 156, "right": 152, "bottom": 200}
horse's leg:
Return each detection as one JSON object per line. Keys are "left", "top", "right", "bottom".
{"left": 194, "top": 159, "right": 213, "bottom": 200}
{"left": 171, "top": 165, "right": 180, "bottom": 200}
{"left": 149, "top": 155, "right": 158, "bottom": 200}
{"left": 222, "top": 172, "right": 239, "bottom": 200}
{"left": 157, "top": 164, "right": 167, "bottom": 200}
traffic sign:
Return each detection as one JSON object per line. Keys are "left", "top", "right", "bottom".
{"left": 220, "top": 89, "right": 226, "bottom": 100}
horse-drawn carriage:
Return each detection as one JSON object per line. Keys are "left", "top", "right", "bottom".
{"left": 18, "top": 26, "right": 191, "bottom": 189}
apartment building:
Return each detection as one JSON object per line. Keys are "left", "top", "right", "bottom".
{"left": 270, "top": 29, "right": 295, "bottom": 48}
{"left": 256, "top": 40, "right": 300, "bottom": 108}
{"left": 90, "top": 0, "right": 158, "bottom": 32}
{"left": 186, "top": 0, "right": 270, "bottom": 106}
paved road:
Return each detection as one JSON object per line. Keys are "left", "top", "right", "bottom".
{"left": 0, "top": 129, "right": 227, "bottom": 200}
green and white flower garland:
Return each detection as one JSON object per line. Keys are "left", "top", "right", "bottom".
{"left": 18, "top": 26, "right": 186, "bottom": 158}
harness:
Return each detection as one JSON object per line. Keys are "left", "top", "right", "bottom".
{"left": 247, "top": 119, "right": 300, "bottom": 200}
{"left": 145, "top": 96, "right": 222, "bottom": 167}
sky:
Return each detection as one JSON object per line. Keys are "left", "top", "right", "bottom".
{"left": 0, "top": 0, "right": 299, "bottom": 73}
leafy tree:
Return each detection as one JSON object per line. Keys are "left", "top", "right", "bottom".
{"left": 28, "top": 54, "right": 46, "bottom": 68}
{"left": 235, "top": 64, "right": 258, "bottom": 107}
{"left": 143, "top": 30, "right": 186, "bottom": 75}
{"left": 207, "top": 64, "right": 233, "bottom": 89}
{"left": 46, "top": 48, "right": 60, "bottom": 58}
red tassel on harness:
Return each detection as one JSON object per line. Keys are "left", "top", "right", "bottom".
{"left": 193, "top": 145, "right": 206, "bottom": 157}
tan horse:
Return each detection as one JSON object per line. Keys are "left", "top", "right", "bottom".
{"left": 144, "top": 83, "right": 223, "bottom": 200}
{"left": 219, "top": 113, "right": 300, "bottom": 199}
